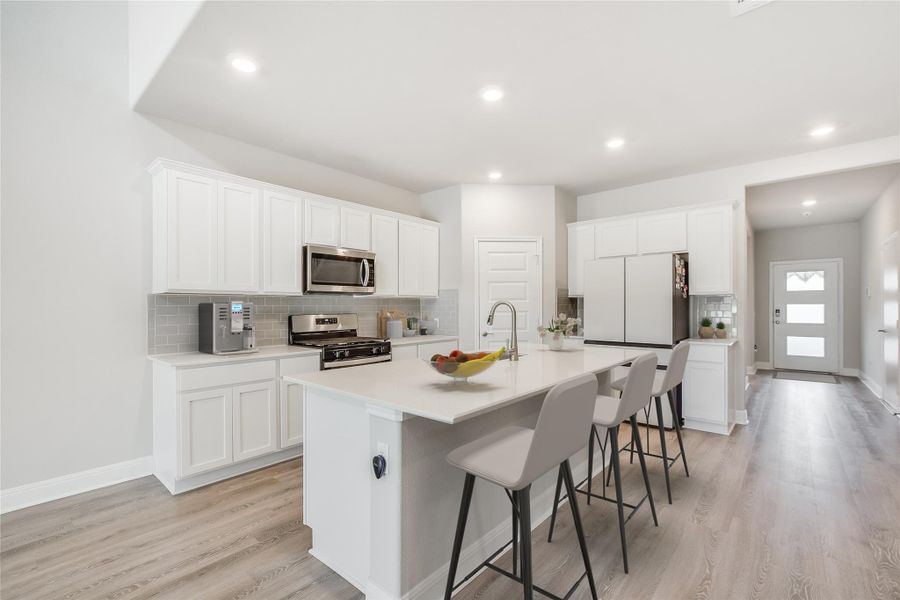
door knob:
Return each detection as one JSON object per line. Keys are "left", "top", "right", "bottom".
{"left": 878, "top": 329, "right": 887, "bottom": 333}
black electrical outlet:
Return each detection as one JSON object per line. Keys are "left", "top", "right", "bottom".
{"left": 372, "top": 454, "right": 387, "bottom": 479}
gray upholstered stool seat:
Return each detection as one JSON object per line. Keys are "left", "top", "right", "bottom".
{"left": 443, "top": 374, "right": 600, "bottom": 600}
{"left": 446, "top": 426, "right": 533, "bottom": 489}
{"left": 610, "top": 371, "right": 666, "bottom": 397}
{"left": 592, "top": 395, "right": 620, "bottom": 426}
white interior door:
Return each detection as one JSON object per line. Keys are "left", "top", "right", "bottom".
{"left": 881, "top": 234, "right": 899, "bottom": 410}
{"left": 477, "top": 239, "right": 542, "bottom": 351}
{"left": 772, "top": 260, "right": 840, "bottom": 373}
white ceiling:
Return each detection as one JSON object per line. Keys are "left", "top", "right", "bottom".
{"left": 747, "top": 162, "right": 900, "bottom": 230}
{"left": 135, "top": 1, "right": 900, "bottom": 194}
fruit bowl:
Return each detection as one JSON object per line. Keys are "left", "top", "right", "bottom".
{"left": 425, "top": 349, "right": 503, "bottom": 381}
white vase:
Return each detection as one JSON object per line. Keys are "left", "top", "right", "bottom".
{"left": 547, "top": 335, "right": 564, "bottom": 351}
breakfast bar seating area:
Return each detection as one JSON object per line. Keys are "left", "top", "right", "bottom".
{"left": 285, "top": 343, "right": 647, "bottom": 600}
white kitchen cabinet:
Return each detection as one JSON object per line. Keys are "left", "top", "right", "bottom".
{"left": 218, "top": 181, "right": 260, "bottom": 292}
{"left": 279, "top": 355, "right": 320, "bottom": 449}
{"left": 392, "top": 345, "right": 419, "bottom": 361}
{"left": 305, "top": 197, "right": 340, "bottom": 247}
{"left": 421, "top": 224, "right": 440, "bottom": 297}
{"left": 399, "top": 220, "right": 439, "bottom": 297}
{"left": 681, "top": 342, "right": 733, "bottom": 435}
{"left": 596, "top": 218, "right": 638, "bottom": 257}
{"left": 583, "top": 258, "right": 625, "bottom": 342}
{"left": 341, "top": 206, "right": 372, "bottom": 250}
{"left": 372, "top": 215, "right": 399, "bottom": 296}
{"left": 262, "top": 190, "right": 303, "bottom": 294}
{"left": 687, "top": 205, "right": 733, "bottom": 295}
{"left": 567, "top": 223, "right": 596, "bottom": 296}
{"left": 232, "top": 381, "right": 278, "bottom": 462}
{"left": 638, "top": 211, "right": 687, "bottom": 254}
{"left": 163, "top": 169, "right": 218, "bottom": 291}
{"left": 179, "top": 387, "right": 233, "bottom": 477}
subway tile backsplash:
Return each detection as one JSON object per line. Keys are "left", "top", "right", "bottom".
{"left": 692, "top": 295, "right": 738, "bottom": 337}
{"left": 148, "top": 290, "right": 459, "bottom": 354}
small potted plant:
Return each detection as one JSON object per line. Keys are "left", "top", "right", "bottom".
{"left": 699, "top": 318, "right": 715, "bottom": 339}
{"left": 715, "top": 321, "right": 728, "bottom": 339}
{"left": 538, "top": 313, "right": 581, "bottom": 351}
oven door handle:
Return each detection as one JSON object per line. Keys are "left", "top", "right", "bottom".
{"left": 360, "top": 259, "right": 370, "bottom": 287}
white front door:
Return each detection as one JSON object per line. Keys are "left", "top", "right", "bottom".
{"left": 477, "top": 239, "right": 542, "bottom": 351}
{"left": 881, "top": 234, "right": 899, "bottom": 410}
{"left": 772, "top": 260, "right": 840, "bottom": 373}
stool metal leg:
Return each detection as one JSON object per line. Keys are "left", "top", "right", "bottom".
{"left": 562, "top": 460, "right": 599, "bottom": 600}
{"left": 654, "top": 396, "right": 672, "bottom": 504}
{"left": 444, "top": 473, "right": 475, "bottom": 600}
{"left": 587, "top": 426, "right": 595, "bottom": 505}
{"left": 630, "top": 415, "right": 658, "bottom": 527}
{"left": 609, "top": 425, "right": 629, "bottom": 574}
{"left": 517, "top": 486, "right": 534, "bottom": 600}
{"left": 668, "top": 390, "right": 690, "bottom": 477}
{"left": 512, "top": 498, "right": 519, "bottom": 576}
{"left": 547, "top": 467, "right": 563, "bottom": 543}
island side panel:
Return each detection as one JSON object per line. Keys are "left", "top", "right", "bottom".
{"left": 304, "top": 387, "right": 371, "bottom": 593}
{"left": 396, "top": 392, "right": 597, "bottom": 598}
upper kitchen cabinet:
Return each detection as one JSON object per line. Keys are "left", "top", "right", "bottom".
{"left": 567, "top": 223, "right": 596, "bottom": 296}
{"left": 152, "top": 162, "right": 260, "bottom": 294}
{"left": 687, "top": 204, "right": 733, "bottom": 295}
{"left": 262, "top": 190, "right": 303, "bottom": 294}
{"left": 217, "top": 181, "right": 260, "bottom": 292}
{"left": 595, "top": 218, "right": 638, "bottom": 257}
{"left": 304, "top": 197, "right": 340, "bottom": 247}
{"left": 637, "top": 211, "right": 687, "bottom": 254}
{"left": 371, "top": 215, "right": 399, "bottom": 296}
{"left": 398, "top": 220, "right": 439, "bottom": 297}
{"left": 340, "top": 206, "right": 371, "bottom": 251}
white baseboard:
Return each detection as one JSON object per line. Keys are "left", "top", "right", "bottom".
{"left": 1, "top": 455, "right": 154, "bottom": 514}
{"left": 155, "top": 446, "right": 303, "bottom": 495}
{"left": 859, "top": 370, "right": 883, "bottom": 399}
{"left": 746, "top": 365, "right": 757, "bottom": 376}
{"left": 840, "top": 367, "right": 859, "bottom": 377}
{"left": 734, "top": 409, "right": 749, "bottom": 425}
{"left": 755, "top": 361, "right": 772, "bottom": 371}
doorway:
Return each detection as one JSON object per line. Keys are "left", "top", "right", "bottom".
{"left": 475, "top": 238, "right": 542, "bottom": 351}
{"left": 881, "top": 233, "right": 899, "bottom": 411}
{"left": 770, "top": 259, "right": 842, "bottom": 373}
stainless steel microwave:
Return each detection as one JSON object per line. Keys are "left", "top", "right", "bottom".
{"left": 303, "top": 245, "right": 376, "bottom": 294}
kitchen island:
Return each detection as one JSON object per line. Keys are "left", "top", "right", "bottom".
{"left": 284, "top": 343, "right": 642, "bottom": 600}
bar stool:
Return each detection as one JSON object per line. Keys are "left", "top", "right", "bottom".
{"left": 610, "top": 342, "right": 690, "bottom": 504}
{"left": 547, "top": 353, "right": 659, "bottom": 574}
{"left": 443, "top": 374, "right": 600, "bottom": 600}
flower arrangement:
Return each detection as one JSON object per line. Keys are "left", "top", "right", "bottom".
{"left": 539, "top": 314, "right": 581, "bottom": 349}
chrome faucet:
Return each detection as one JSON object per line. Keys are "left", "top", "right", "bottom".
{"left": 486, "top": 300, "right": 519, "bottom": 361}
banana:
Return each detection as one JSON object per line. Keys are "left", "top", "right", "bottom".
{"left": 452, "top": 347, "right": 506, "bottom": 378}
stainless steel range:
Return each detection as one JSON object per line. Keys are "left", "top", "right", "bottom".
{"left": 288, "top": 314, "right": 391, "bottom": 370}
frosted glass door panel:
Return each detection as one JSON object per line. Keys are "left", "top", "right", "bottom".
{"left": 786, "top": 271, "right": 825, "bottom": 291}
{"left": 786, "top": 336, "right": 825, "bottom": 358}
{"left": 786, "top": 304, "right": 825, "bottom": 324}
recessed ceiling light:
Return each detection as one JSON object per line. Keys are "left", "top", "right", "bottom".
{"left": 481, "top": 87, "right": 504, "bottom": 102}
{"left": 606, "top": 137, "right": 625, "bottom": 149}
{"left": 809, "top": 125, "right": 835, "bottom": 137}
{"left": 802, "top": 199, "right": 817, "bottom": 207}
{"left": 488, "top": 171, "right": 503, "bottom": 180}
{"left": 802, "top": 211, "right": 812, "bottom": 217}
{"left": 230, "top": 56, "right": 258, "bottom": 73}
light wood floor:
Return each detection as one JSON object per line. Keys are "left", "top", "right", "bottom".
{"left": 3, "top": 372, "right": 899, "bottom": 599}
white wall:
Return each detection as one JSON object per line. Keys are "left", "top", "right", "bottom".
{"left": 860, "top": 175, "right": 900, "bottom": 391}
{"left": 420, "top": 185, "right": 462, "bottom": 290}
{"left": 752, "top": 222, "right": 862, "bottom": 370}
{"left": 1, "top": 1, "right": 420, "bottom": 491}
{"left": 554, "top": 188, "right": 576, "bottom": 290}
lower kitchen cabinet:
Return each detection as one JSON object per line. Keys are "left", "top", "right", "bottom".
{"left": 279, "top": 355, "right": 320, "bottom": 449}
{"left": 681, "top": 341, "right": 736, "bottom": 435}
{"left": 232, "top": 381, "right": 278, "bottom": 462}
{"left": 179, "top": 387, "right": 233, "bottom": 477}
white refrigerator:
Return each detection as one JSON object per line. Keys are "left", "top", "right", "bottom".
{"left": 583, "top": 253, "right": 689, "bottom": 346}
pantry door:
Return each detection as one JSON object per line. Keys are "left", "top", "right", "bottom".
{"left": 771, "top": 259, "right": 841, "bottom": 373}
{"left": 477, "top": 239, "right": 542, "bottom": 351}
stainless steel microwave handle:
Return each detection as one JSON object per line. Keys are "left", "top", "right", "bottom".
{"left": 361, "top": 259, "right": 370, "bottom": 286}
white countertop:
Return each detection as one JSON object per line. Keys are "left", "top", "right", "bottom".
{"left": 148, "top": 345, "right": 321, "bottom": 367}
{"left": 285, "top": 343, "right": 642, "bottom": 424}
{"left": 688, "top": 337, "right": 738, "bottom": 346}
{"left": 385, "top": 334, "right": 458, "bottom": 347}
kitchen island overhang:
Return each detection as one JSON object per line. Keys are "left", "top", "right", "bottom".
{"left": 285, "top": 344, "right": 642, "bottom": 600}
